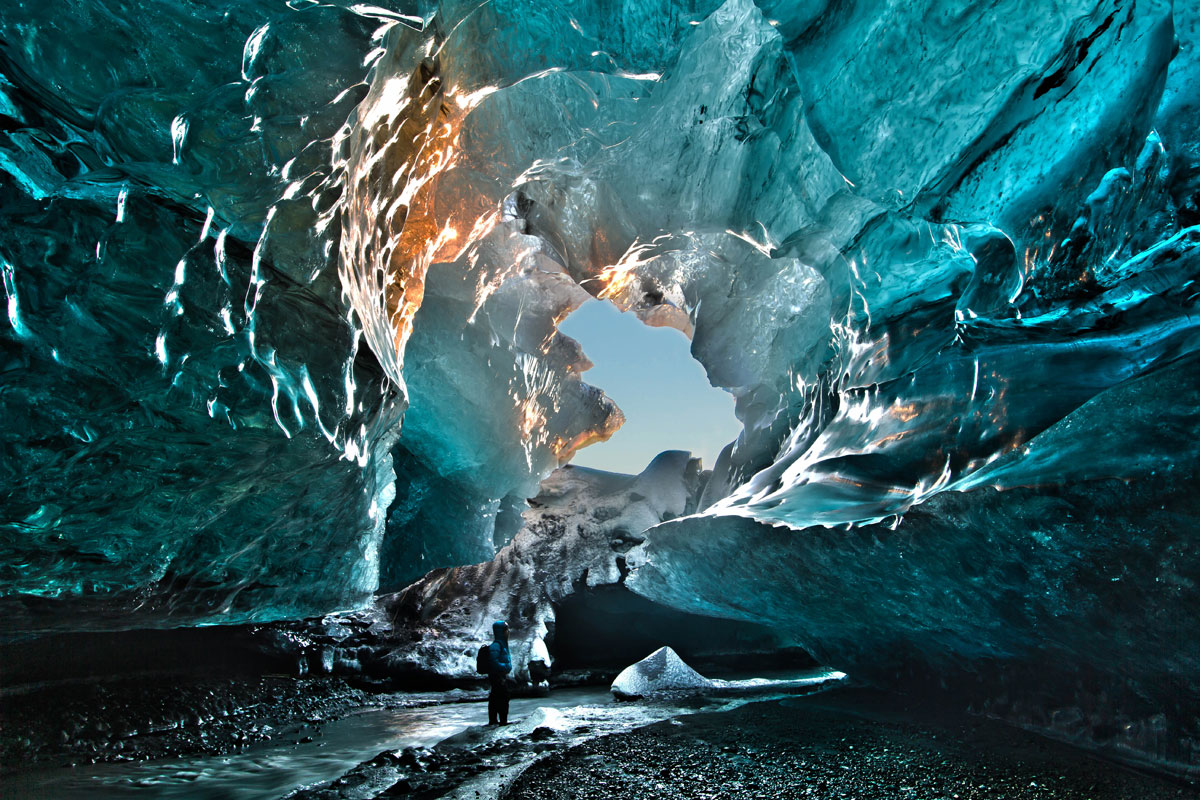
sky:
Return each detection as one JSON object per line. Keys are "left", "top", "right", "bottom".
{"left": 558, "top": 300, "right": 742, "bottom": 474}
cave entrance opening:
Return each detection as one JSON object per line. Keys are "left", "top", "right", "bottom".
{"left": 558, "top": 299, "right": 740, "bottom": 473}
{"left": 550, "top": 584, "right": 817, "bottom": 675}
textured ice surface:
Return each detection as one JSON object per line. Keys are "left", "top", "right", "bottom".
{"left": 2, "top": 0, "right": 1200, "bottom": 777}
{"left": 627, "top": 355, "right": 1200, "bottom": 774}
{"left": 381, "top": 451, "right": 706, "bottom": 678}
{"left": 610, "top": 647, "right": 713, "bottom": 699}
{"left": 610, "top": 647, "right": 845, "bottom": 700}
{"left": 0, "top": 0, "right": 406, "bottom": 628}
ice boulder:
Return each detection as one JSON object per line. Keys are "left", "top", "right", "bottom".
{"left": 610, "top": 646, "right": 714, "bottom": 700}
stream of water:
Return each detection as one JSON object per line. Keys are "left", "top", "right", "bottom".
{"left": 7, "top": 671, "right": 843, "bottom": 799}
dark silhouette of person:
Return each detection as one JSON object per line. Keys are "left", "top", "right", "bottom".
{"left": 487, "top": 620, "right": 512, "bottom": 725}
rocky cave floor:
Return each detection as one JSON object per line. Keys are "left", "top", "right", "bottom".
{"left": 4, "top": 677, "right": 1200, "bottom": 798}
{"left": 0, "top": 674, "right": 387, "bottom": 770}
{"left": 502, "top": 690, "right": 1199, "bottom": 800}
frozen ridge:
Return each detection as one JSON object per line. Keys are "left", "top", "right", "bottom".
{"left": 612, "top": 646, "right": 847, "bottom": 700}
{"left": 611, "top": 647, "right": 713, "bottom": 699}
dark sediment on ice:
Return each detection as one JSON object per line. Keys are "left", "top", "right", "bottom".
{"left": 502, "top": 689, "right": 1199, "bottom": 800}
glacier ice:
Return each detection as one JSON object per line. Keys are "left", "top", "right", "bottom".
{"left": 330, "top": 451, "right": 790, "bottom": 685}
{"left": 0, "top": 0, "right": 409, "bottom": 629}
{"left": 380, "top": 451, "right": 709, "bottom": 679}
{"left": 610, "top": 646, "right": 713, "bottom": 700}
{"left": 609, "top": 646, "right": 845, "bottom": 700}
{"left": 1, "top": 0, "right": 1200, "bottom": 779}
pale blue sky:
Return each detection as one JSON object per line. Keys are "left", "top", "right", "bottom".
{"left": 559, "top": 300, "right": 742, "bottom": 474}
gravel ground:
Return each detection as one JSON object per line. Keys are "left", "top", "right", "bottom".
{"left": 502, "top": 689, "right": 1199, "bottom": 800}
{"left": 0, "top": 674, "right": 373, "bottom": 771}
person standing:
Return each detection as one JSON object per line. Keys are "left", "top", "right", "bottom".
{"left": 486, "top": 620, "right": 512, "bottom": 725}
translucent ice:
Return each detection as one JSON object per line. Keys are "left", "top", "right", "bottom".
{"left": 2, "top": 0, "right": 1200, "bottom": 776}
{"left": 381, "top": 451, "right": 705, "bottom": 678}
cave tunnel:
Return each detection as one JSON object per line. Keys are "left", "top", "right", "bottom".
{"left": 2, "top": 0, "right": 1199, "bottom": 793}
{"left": 550, "top": 584, "right": 817, "bottom": 675}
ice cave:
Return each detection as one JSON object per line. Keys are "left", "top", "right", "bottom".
{"left": 2, "top": 0, "right": 1199, "bottom": 797}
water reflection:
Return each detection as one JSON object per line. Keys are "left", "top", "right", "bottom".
{"left": 9, "top": 673, "right": 843, "bottom": 800}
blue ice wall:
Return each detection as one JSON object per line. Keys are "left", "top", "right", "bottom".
{"left": 1, "top": 0, "right": 1199, "bottom": 772}
{"left": 0, "top": 0, "right": 410, "bottom": 630}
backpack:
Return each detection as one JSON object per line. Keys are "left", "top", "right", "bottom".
{"left": 475, "top": 643, "right": 491, "bottom": 674}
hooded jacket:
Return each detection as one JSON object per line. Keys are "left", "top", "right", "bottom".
{"left": 488, "top": 620, "right": 512, "bottom": 679}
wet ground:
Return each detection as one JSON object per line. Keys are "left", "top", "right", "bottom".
{"left": 0, "top": 675, "right": 374, "bottom": 770}
{"left": 6, "top": 676, "right": 1197, "bottom": 799}
{"left": 3, "top": 687, "right": 591, "bottom": 799}
{"left": 4, "top": 671, "right": 842, "bottom": 799}
{"left": 505, "top": 689, "right": 1200, "bottom": 800}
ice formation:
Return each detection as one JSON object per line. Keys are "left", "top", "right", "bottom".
{"left": 610, "top": 646, "right": 713, "bottom": 699}
{"left": 609, "top": 646, "right": 845, "bottom": 699}
{"left": 379, "top": 451, "right": 707, "bottom": 679}
{"left": 2, "top": 0, "right": 1199, "bottom": 778}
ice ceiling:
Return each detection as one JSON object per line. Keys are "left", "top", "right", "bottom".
{"left": 2, "top": 0, "right": 1200, "bottom": 768}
